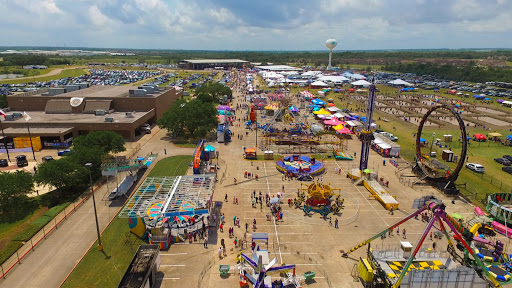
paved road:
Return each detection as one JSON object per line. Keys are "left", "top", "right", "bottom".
{"left": 0, "top": 128, "right": 194, "bottom": 288}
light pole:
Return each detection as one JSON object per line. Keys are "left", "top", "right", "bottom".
{"left": 85, "top": 163, "right": 103, "bottom": 251}
{"left": 429, "top": 132, "right": 436, "bottom": 155}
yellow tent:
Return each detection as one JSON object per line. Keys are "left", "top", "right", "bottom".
{"left": 488, "top": 132, "right": 502, "bottom": 137}
{"left": 333, "top": 124, "right": 345, "bottom": 130}
{"left": 313, "top": 108, "right": 331, "bottom": 115}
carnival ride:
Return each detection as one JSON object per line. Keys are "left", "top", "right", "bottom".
{"left": 414, "top": 105, "right": 468, "bottom": 195}
{"left": 486, "top": 193, "right": 512, "bottom": 237}
{"left": 333, "top": 149, "right": 353, "bottom": 160}
{"left": 219, "top": 233, "right": 313, "bottom": 288}
{"left": 358, "top": 77, "right": 377, "bottom": 172}
{"left": 119, "top": 175, "right": 216, "bottom": 249}
{"left": 193, "top": 140, "right": 208, "bottom": 174}
{"left": 276, "top": 155, "right": 325, "bottom": 177}
{"left": 296, "top": 182, "right": 343, "bottom": 217}
{"left": 343, "top": 196, "right": 511, "bottom": 287}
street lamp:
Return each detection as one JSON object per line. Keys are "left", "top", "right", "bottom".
{"left": 429, "top": 132, "right": 436, "bottom": 156}
{"left": 85, "top": 163, "right": 103, "bottom": 251}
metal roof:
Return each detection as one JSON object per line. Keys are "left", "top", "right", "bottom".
{"left": 183, "top": 59, "right": 248, "bottom": 64}
{"left": 119, "top": 175, "right": 216, "bottom": 223}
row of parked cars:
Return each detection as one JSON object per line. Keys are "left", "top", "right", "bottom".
{"left": 465, "top": 155, "right": 512, "bottom": 175}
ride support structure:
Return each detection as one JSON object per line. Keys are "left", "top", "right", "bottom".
{"left": 342, "top": 196, "right": 501, "bottom": 288}
{"left": 359, "top": 77, "right": 376, "bottom": 171}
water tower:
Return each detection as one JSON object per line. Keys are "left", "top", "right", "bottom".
{"left": 325, "top": 39, "right": 337, "bottom": 70}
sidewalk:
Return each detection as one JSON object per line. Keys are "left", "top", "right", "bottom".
{"left": 0, "top": 128, "right": 193, "bottom": 288}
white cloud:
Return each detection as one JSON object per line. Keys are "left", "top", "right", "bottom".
{"left": 0, "top": 0, "right": 511, "bottom": 50}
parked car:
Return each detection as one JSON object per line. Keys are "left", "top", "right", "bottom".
{"left": 503, "top": 155, "right": 512, "bottom": 162}
{"left": 494, "top": 158, "right": 512, "bottom": 166}
{"left": 16, "top": 155, "right": 28, "bottom": 167}
{"left": 57, "top": 149, "right": 71, "bottom": 156}
{"left": 379, "top": 131, "right": 398, "bottom": 142}
{"left": 42, "top": 156, "right": 54, "bottom": 162}
{"left": 141, "top": 124, "right": 151, "bottom": 134}
{"left": 466, "top": 163, "right": 485, "bottom": 173}
{"left": 0, "top": 159, "right": 8, "bottom": 167}
{"left": 503, "top": 166, "right": 512, "bottom": 175}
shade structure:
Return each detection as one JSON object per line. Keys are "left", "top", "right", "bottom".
{"left": 336, "top": 127, "right": 353, "bottom": 134}
{"left": 333, "top": 123, "right": 346, "bottom": 130}
{"left": 420, "top": 138, "right": 427, "bottom": 143}
{"left": 388, "top": 79, "right": 413, "bottom": 86}
{"left": 363, "top": 169, "right": 372, "bottom": 174}
{"left": 488, "top": 132, "right": 502, "bottom": 137}
{"left": 311, "top": 98, "right": 326, "bottom": 105}
{"left": 310, "top": 81, "right": 328, "bottom": 87}
{"left": 217, "top": 105, "right": 232, "bottom": 111}
{"left": 450, "top": 213, "right": 463, "bottom": 220}
{"left": 323, "top": 118, "right": 342, "bottom": 126}
{"left": 204, "top": 145, "right": 215, "bottom": 152}
{"left": 270, "top": 197, "right": 280, "bottom": 204}
{"left": 497, "top": 99, "right": 505, "bottom": 103}
{"left": 351, "top": 80, "right": 371, "bottom": 86}
{"left": 289, "top": 106, "right": 300, "bottom": 112}
{"left": 474, "top": 134, "right": 486, "bottom": 140}
{"left": 313, "top": 108, "right": 331, "bottom": 115}
{"left": 328, "top": 103, "right": 335, "bottom": 107}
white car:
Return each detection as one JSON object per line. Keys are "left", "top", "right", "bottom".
{"left": 466, "top": 163, "right": 485, "bottom": 173}
{"left": 379, "top": 132, "right": 399, "bottom": 142}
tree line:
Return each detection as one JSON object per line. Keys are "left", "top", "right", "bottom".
{"left": 0, "top": 55, "right": 70, "bottom": 67}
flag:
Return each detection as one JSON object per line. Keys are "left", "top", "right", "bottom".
{"left": 23, "top": 111, "right": 31, "bottom": 122}
{"left": 0, "top": 109, "right": 6, "bottom": 120}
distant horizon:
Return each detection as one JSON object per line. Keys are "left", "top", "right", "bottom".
{"left": 1, "top": 46, "right": 512, "bottom": 53}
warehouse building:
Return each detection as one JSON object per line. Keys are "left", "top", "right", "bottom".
{"left": 179, "top": 59, "right": 249, "bottom": 70}
{"left": 1, "top": 84, "right": 182, "bottom": 148}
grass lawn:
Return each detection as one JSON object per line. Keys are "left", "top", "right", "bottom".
{"left": 0, "top": 68, "right": 88, "bottom": 84}
{"left": 61, "top": 216, "right": 147, "bottom": 288}
{"left": 173, "top": 143, "right": 198, "bottom": 148}
{"left": 147, "top": 155, "right": 193, "bottom": 177}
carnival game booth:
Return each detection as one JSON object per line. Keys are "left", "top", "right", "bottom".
{"left": 276, "top": 155, "right": 325, "bottom": 177}
{"left": 119, "top": 175, "right": 216, "bottom": 249}
{"left": 244, "top": 147, "right": 258, "bottom": 160}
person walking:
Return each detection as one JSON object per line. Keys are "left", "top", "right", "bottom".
{"left": 233, "top": 216, "right": 237, "bottom": 226}
{"left": 396, "top": 226, "right": 400, "bottom": 236}
{"left": 245, "top": 222, "right": 249, "bottom": 232}
{"left": 204, "top": 235, "right": 208, "bottom": 248}
{"left": 335, "top": 218, "right": 339, "bottom": 229}
{"left": 218, "top": 247, "right": 222, "bottom": 259}
{"left": 402, "top": 229, "right": 406, "bottom": 239}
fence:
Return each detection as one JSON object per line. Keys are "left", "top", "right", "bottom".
{"left": 466, "top": 170, "right": 512, "bottom": 193}
{"left": 0, "top": 178, "right": 106, "bottom": 281}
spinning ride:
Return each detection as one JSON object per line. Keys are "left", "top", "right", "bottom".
{"left": 297, "top": 182, "right": 343, "bottom": 217}
{"left": 276, "top": 155, "right": 325, "bottom": 177}
{"left": 414, "top": 105, "right": 468, "bottom": 195}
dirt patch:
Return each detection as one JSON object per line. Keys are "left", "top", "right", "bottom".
{"left": 474, "top": 107, "right": 506, "bottom": 115}
{"left": 406, "top": 117, "right": 436, "bottom": 126}
{"left": 0, "top": 207, "right": 49, "bottom": 251}
{"left": 475, "top": 117, "right": 512, "bottom": 126}
{"left": 437, "top": 116, "right": 475, "bottom": 127}
{"left": 378, "top": 107, "right": 408, "bottom": 115}
{"left": 388, "top": 100, "right": 412, "bottom": 106}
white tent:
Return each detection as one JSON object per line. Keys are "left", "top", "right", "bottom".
{"left": 302, "top": 71, "right": 322, "bottom": 76}
{"left": 351, "top": 80, "right": 371, "bottom": 87}
{"left": 388, "top": 79, "right": 413, "bottom": 86}
{"left": 319, "top": 75, "right": 350, "bottom": 83}
{"left": 311, "top": 81, "right": 328, "bottom": 87}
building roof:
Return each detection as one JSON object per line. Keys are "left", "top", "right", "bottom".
{"left": 2, "top": 127, "right": 74, "bottom": 136}
{"left": 45, "top": 100, "right": 73, "bottom": 114}
{"left": 182, "top": 59, "right": 248, "bottom": 64}
{"left": 82, "top": 100, "right": 113, "bottom": 113}
{"left": 4, "top": 110, "right": 153, "bottom": 125}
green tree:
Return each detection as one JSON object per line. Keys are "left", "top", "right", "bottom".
{"left": 158, "top": 98, "right": 218, "bottom": 138}
{"left": 195, "top": 82, "right": 232, "bottom": 102}
{"left": 72, "top": 131, "right": 126, "bottom": 155}
{"left": 0, "top": 94, "right": 7, "bottom": 109}
{"left": 0, "top": 171, "right": 34, "bottom": 216}
{"left": 34, "top": 157, "right": 88, "bottom": 196}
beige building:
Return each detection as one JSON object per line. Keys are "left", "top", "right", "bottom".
{"left": 1, "top": 85, "right": 182, "bottom": 146}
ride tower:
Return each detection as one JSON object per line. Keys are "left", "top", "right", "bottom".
{"left": 359, "top": 77, "right": 376, "bottom": 171}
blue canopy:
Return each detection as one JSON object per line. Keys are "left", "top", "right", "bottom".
{"left": 507, "top": 135, "right": 512, "bottom": 140}
{"left": 420, "top": 138, "right": 427, "bottom": 143}
{"left": 204, "top": 145, "right": 215, "bottom": 152}
{"left": 307, "top": 104, "right": 319, "bottom": 108}
{"left": 311, "top": 99, "right": 326, "bottom": 105}
{"left": 473, "top": 95, "right": 484, "bottom": 98}
{"left": 313, "top": 107, "right": 321, "bottom": 111}
{"left": 484, "top": 98, "right": 491, "bottom": 101}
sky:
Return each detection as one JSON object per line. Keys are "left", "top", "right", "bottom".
{"left": 0, "top": 0, "right": 511, "bottom": 51}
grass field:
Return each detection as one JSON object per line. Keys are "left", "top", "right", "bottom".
{"left": 147, "top": 155, "right": 193, "bottom": 177}
{"left": 0, "top": 68, "right": 88, "bottom": 84}
{"left": 62, "top": 155, "right": 193, "bottom": 288}
{"left": 0, "top": 66, "right": 56, "bottom": 77}
{"left": 60, "top": 216, "right": 147, "bottom": 288}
